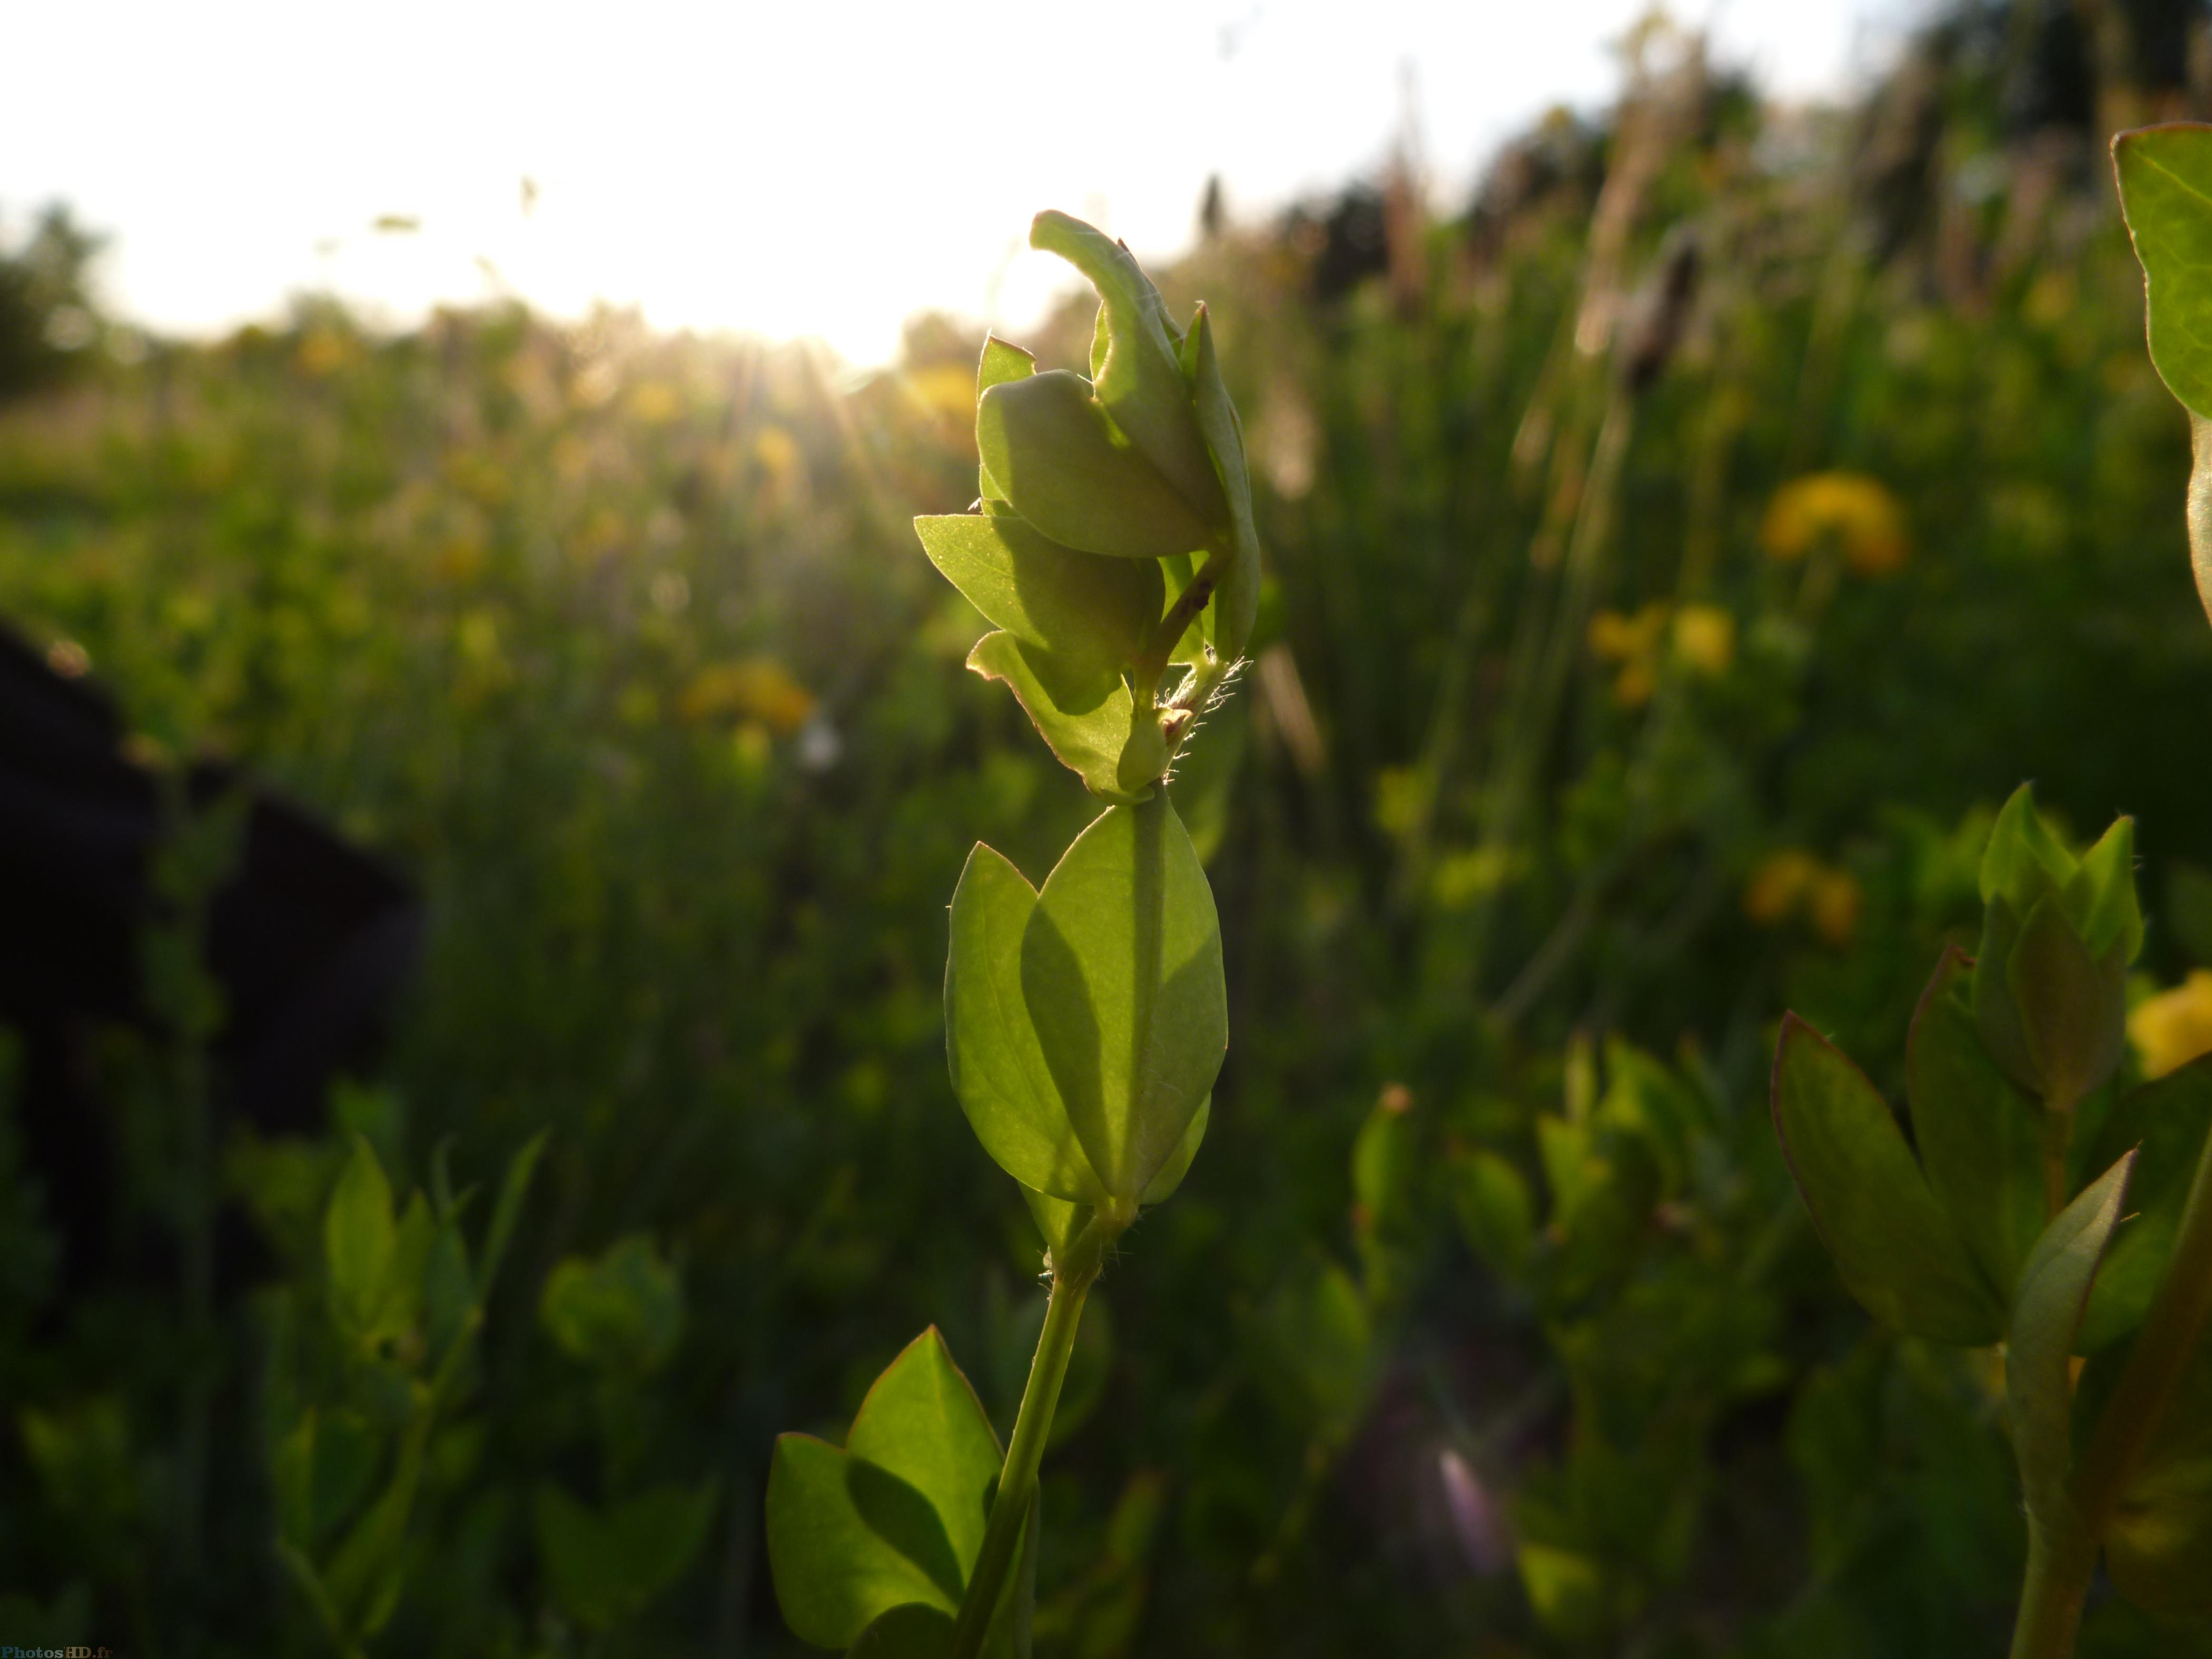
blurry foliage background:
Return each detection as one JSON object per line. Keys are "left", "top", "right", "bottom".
{"left": 8, "top": 3, "right": 2212, "bottom": 1654}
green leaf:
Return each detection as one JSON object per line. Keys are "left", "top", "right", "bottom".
{"left": 975, "top": 371, "right": 1215, "bottom": 561}
{"left": 1185, "top": 304, "right": 1260, "bottom": 660}
{"left": 1517, "top": 1543, "right": 1604, "bottom": 1639}
{"left": 916, "top": 514, "right": 1160, "bottom": 694}
{"left": 535, "top": 1478, "right": 720, "bottom": 1630}
{"left": 767, "top": 1329, "right": 1004, "bottom": 1650}
{"left": 848, "top": 1603, "right": 956, "bottom": 1657}
{"left": 1907, "top": 947, "right": 2047, "bottom": 1300}
{"left": 1019, "top": 1186, "right": 1090, "bottom": 1261}
{"left": 2009, "top": 893, "right": 2128, "bottom": 1107}
{"left": 977, "top": 335, "right": 1034, "bottom": 398}
{"left": 2115, "top": 124, "right": 2212, "bottom": 419}
{"left": 1140, "top": 1093, "right": 1209, "bottom": 1206}
{"left": 1251, "top": 1259, "right": 1372, "bottom": 1448}
{"left": 1028, "top": 211, "right": 1224, "bottom": 521}
{"left": 479, "top": 1128, "right": 547, "bottom": 1297}
{"left": 2080, "top": 1057, "right": 2212, "bottom": 1348}
{"left": 2008, "top": 1152, "right": 2134, "bottom": 1528}
{"left": 325, "top": 1135, "right": 397, "bottom": 1345}
{"left": 1771, "top": 1015, "right": 2006, "bottom": 1345}
{"left": 1451, "top": 1149, "right": 1534, "bottom": 1278}
{"left": 538, "top": 1233, "right": 686, "bottom": 1379}
{"left": 946, "top": 844, "right": 1105, "bottom": 1203}
{"left": 2070, "top": 816, "right": 2144, "bottom": 963}
{"left": 843, "top": 1333, "right": 1004, "bottom": 1579}
{"left": 966, "top": 632, "right": 1151, "bottom": 803}
{"left": 1020, "top": 795, "right": 1226, "bottom": 1202}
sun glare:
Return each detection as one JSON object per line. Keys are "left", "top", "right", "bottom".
{"left": 4, "top": 0, "right": 1912, "bottom": 365}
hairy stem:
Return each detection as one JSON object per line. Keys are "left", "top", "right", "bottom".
{"left": 2074, "top": 1107, "right": 2212, "bottom": 1536}
{"left": 947, "top": 1205, "right": 1127, "bottom": 1659}
{"left": 2008, "top": 1516, "right": 2096, "bottom": 1659}
{"left": 1133, "top": 548, "right": 1228, "bottom": 710}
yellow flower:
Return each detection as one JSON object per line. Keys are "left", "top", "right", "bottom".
{"left": 1745, "top": 850, "right": 1860, "bottom": 946}
{"left": 1745, "top": 851, "right": 1821, "bottom": 924}
{"left": 1588, "top": 603, "right": 1670, "bottom": 707}
{"left": 2130, "top": 970, "right": 2212, "bottom": 1080}
{"left": 679, "top": 658, "right": 817, "bottom": 734}
{"left": 1761, "top": 472, "right": 1909, "bottom": 577}
{"left": 1671, "top": 605, "right": 1735, "bottom": 676}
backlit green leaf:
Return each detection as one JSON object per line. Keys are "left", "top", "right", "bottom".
{"left": 766, "top": 1329, "right": 1003, "bottom": 1650}
{"left": 1907, "top": 947, "right": 2046, "bottom": 1300}
{"left": 976, "top": 371, "right": 1214, "bottom": 561}
{"left": 1029, "top": 211, "right": 1223, "bottom": 521}
{"left": 1186, "top": 304, "right": 1260, "bottom": 660}
{"left": 965, "top": 631, "right": 1150, "bottom": 802}
{"left": 1140, "top": 1094, "right": 1210, "bottom": 1206}
{"left": 946, "top": 844, "right": 1104, "bottom": 1203}
{"left": 2008, "top": 1152, "right": 2133, "bottom": 1527}
{"left": 1021, "top": 795, "right": 1226, "bottom": 1201}
{"left": 2114, "top": 124, "right": 2212, "bottom": 419}
{"left": 915, "top": 514, "right": 1161, "bottom": 684}
{"left": 1771, "top": 1015, "right": 2006, "bottom": 1345}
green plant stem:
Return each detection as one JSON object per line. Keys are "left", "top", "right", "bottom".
{"left": 1134, "top": 548, "right": 1227, "bottom": 710}
{"left": 947, "top": 1206, "right": 1125, "bottom": 1659}
{"left": 2009, "top": 1516, "right": 2097, "bottom": 1659}
{"left": 2074, "top": 1103, "right": 2212, "bottom": 1534}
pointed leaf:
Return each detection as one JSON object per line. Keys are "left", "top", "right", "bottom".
{"left": 977, "top": 335, "right": 1035, "bottom": 398}
{"left": 1908, "top": 948, "right": 2047, "bottom": 1299}
{"left": 2070, "top": 815, "right": 2144, "bottom": 962}
{"left": 1980, "top": 783, "right": 2075, "bottom": 908}
{"left": 479, "top": 1127, "right": 547, "bottom": 1297}
{"left": 325, "top": 1136, "right": 396, "bottom": 1344}
{"left": 976, "top": 371, "right": 1214, "bottom": 560}
{"left": 1771, "top": 1015, "right": 2006, "bottom": 1345}
{"left": 1187, "top": 305, "right": 1261, "bottom": 660}
{"left": 1020, "top": 796, "right": 1226, "bottom": 1201}
{"left": 947, "top": 844, "right": 1105, "bottom": 1203}
{"left": 1029, "top": 211, "right": 1224, "bottom": 519}
{"left": 966, "top": 632, "right": 1149, "bottom": 803}
{"left": 2080, "top": 1057, "right": 2212, "bottom": 1347}
{"left": 916, "top": 514, "right": 1162, "bottom": 680}
{"left": 2008, "top": 1152, "right": 2134, "bottom": 1527}
{"left": 844, "top": 1328, "right": 1005, "bottom": 1582}
{"left": 2010, "top": 894, "right": 2128, "bottom": 1105}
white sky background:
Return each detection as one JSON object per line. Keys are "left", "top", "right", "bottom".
{"left": 4, "top": 0, "right": 1927, "bottom": 368}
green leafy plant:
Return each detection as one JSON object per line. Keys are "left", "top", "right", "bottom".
{"left": 765, "top": 212, "right": 1253, "bottom": 1656}
{"left": 1773, "top": 788, "right": 2211, "bottom": 1657}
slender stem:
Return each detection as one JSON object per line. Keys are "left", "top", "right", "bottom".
{"left": 2040, "top": 1094, "right": 2076, "bottom": 1219}
{"left": 1133, "top": 548, "right": 1227, "bottom": 709}
{"left": 947, "top": 1208, "right": 1125, "bottom": 1659}
{"left": 2074, "top": 1108, "right": 2212, "bottom": 1536}
{"left": 2009, "top": 1517, "right": 2097, "bottom": 1659}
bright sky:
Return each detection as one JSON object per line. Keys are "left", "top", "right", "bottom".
{"left": 4, "top": 1, "right": 1925, "bottom": 367}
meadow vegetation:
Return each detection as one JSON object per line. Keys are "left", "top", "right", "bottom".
{"left": 6, "top": 10, "right": 2212, "bottom": 1655}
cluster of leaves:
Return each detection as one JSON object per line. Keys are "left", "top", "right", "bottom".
{"left": 4, "top": 8, "right": 2212, "bottom": 1655}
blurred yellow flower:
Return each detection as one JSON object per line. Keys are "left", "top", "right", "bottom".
{"left": 1588, "top": 603, "right": 1670, "bottom": 707}
{"left": 627, "top": 381, "right": 682, "bottom": 424}
{"left": 679, "top": 658, "right": 817, "bottom": 735}
{"left": 2130, "top": 970, "right": 2212, "bottom": 1080}
{"left": 1671, "top": 605, "right": 1735, "bottom": 676}
{"left": 1745, "top": 850, "right": 1821, "bottom": 924}
{"left": 1745, "top": 849, "right": 1861, "bottom": 946}
{"left": 1761, "top": 472, "right": 1909, "bottom": 576}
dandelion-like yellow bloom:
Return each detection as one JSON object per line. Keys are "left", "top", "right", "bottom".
{"left": 1761, "top": 472, "right": 1909, "bottom": 577}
